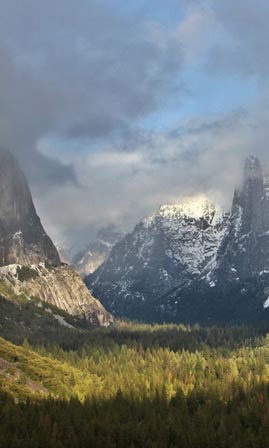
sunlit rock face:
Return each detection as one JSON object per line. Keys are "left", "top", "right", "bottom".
{"left": 0, "top": 263, "right": 114, "bottom": 327}
{"left": 86, "top": 196, "right": 228, "bottom": 320}
{"left": 0, "top": 149, "right": 60, "bottom": 266}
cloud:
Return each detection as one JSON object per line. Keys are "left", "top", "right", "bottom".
{"left": 37, "top": 102, "right": 269, "bottom": 249}
{"left": 0, "top": 0, "right": 185, "bottom": 193}
{"left": 1, "top": 0, "right": 269, "bottom": 250}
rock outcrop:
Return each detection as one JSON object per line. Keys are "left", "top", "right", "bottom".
{"left": 0, "top": 264, "right": 113, "bottom": 326}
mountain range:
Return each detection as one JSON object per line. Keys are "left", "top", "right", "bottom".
{"left": 2, "top": 149, "right": 269, "bottom": 327}
{"left": 86, "top": 155, "right": 269, "bottom": 324}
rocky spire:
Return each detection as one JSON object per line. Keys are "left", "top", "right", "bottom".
{"left": 0, "top": 149, "right": 60, "bottom": 266}
{"left": 232, "top": 155, "right": 266, "bottom": 235}
{"left": 215, "top": 155, "right": 269, "bottom": 281}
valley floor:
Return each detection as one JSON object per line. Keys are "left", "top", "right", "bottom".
{"left": 1, "top": 323, "right": 269, "bottom": 447}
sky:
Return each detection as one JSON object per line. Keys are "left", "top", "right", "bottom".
{"left": 0, "top": 0, "right": 269, "bottom": 251}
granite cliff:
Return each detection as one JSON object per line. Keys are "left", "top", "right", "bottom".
{"left": 0, "top": 149, "right": 113, "bottom": 327}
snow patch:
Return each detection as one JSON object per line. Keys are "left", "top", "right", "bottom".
{"left": 263, "top": 297, "right": 269, "bottom": 309}
{"left": 13, "top": 231, "right": 22, "bottom": 239}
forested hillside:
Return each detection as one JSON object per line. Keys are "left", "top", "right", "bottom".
{"left": 1, "top": 324, "right": 269, "bottom": 447}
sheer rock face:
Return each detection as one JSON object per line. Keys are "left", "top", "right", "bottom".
{"left": 0, "top": 150, "right": 113, "bottom": 326}
{"left": 86, "top": 198, "right": 228, "bottom": 319}
{"left": 212, "top": 156, "right": 269, "bottom": 283}
{"left": 0, "top": 150, "right": 60, "bottom": 266}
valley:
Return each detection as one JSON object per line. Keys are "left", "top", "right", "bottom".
{"left": 1, "top": 153, "right": 269, "bottom": 447}
{"left": 0, "top": 2, "right": 267, "bottom": 445}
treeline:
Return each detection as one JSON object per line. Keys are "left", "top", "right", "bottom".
{"left": 2, "top": 314, "right": 266, "bottom": 352}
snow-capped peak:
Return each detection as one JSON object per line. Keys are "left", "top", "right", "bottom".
{"left": 88, "top": 194, "right": 229, "bottom": 316}
{"left": 143, "top": 196, "right": 224, "bottom": 227}
{"left": 158, "top": 196, "right": 215, "bottom": 219}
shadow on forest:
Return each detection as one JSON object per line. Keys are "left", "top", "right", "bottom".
{"left": 27, "top": 324, "right": 268, "bottom": 353}
{"left": 1, "top": 381, "right": 269, "bottom": 448}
